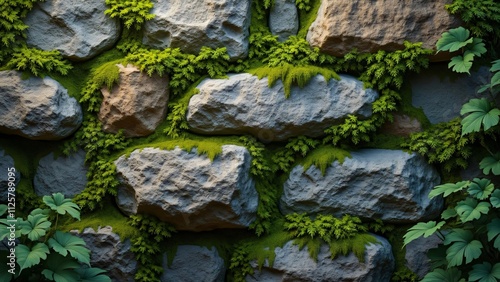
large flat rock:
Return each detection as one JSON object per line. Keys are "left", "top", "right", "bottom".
{"left": 143, "top": 0, "right": 250, "bottom": 60}
{"left": 115, "top": 145, "right": 258, "bottom": 231}
{"left": 280, "top": 149, "right": 443, "bottom": 223}
{"left": 187, "top": 73, "right": 378, "bottom": 142}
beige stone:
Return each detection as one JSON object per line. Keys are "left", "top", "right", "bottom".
{"left": 98, "top": 64, "right": 169, "bottom": 137}
{"left": 307, "top": 0, "right": 461, "bottom": 61}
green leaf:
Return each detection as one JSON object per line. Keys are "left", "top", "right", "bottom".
{"left": 448, "top": 52, "right": 475, "bottom": 74}
{"left": 19, "top": 214, "right": 51, "bottom": 241}
{"left": 491, "top": 60, "right": 500, "bottom": 72}
{"left": 460, "top": 98, "right": 500, "bottom": 135}
{"left": 429, "top": 181, "right": 470, "bottom": 199}
{"left": 422, "top": 268, "right": 463, "bottom": 282}
{"left": 468, "top": 178, "right": 495, "bottom": 200}
{"left": 456, "top": 198, "right": 490, "bottom": 222}
{"left": 487, "top": 218, "right": 500, "bottom": 251}
{"left": 480, "top": 153, "right": 500, "bottom": 175}
{"left": 442, "top": 208, "right": 458, "bottom": 220}
{"left": 444, "top": 229, "right": 483, "bottom": 267}
{"left": 42, "top": 253, "right": 80, "bottom": 282}
{"left": 436, "top": 27, "right": 473, "bottom": 52}
{"left": 468, "top": 262, "right": 500, "bottom": 282}
{"left": 0, "top": 205, "right": 7, "bottom": 217}
{"left": 491, "top": 72, "right": 500, "bottom": 88}
{"left": 48, "top": 231, "right": 90, "bottom": 265}
{"left": 43, "top": 193, "right": 81, "bottom": 220}
{"left": 16, "top": 243, "right": 50, "bottom": 273}
{"left": 468, "top": 38, "right": 487, "bottom": 57}
{"left": 75, "top": 267, "right": 111, "bottom": 282}
{"left": 491, "top": 190, "right": 500, "bottom": 208}
{"left": 403, "top": 221, "right": 445, "bottom": 246}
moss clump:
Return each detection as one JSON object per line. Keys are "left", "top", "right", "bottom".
{"left": 297, "top": 0, "right": 322, "bottom": 38}
{"left": 301, "top": 145, "right": 351, "bottom": 175}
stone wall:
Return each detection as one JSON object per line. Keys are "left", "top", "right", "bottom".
{"left": 0, "top": 0, "right": 480, "bottom": 281}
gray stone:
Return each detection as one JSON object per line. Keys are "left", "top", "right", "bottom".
{"left": 72, "top": 226, "right": 137, "bottom": 282}
{"left": 405, "top": 234, "right": 442, "bottom": 279}
{"left": 161, "top": 245, "right": 225, "bottom": 282}
{"left": 34, "top": 150, "right": 87, "bottom": 198}
{"left": 0, "top": 71, "right": 82, "bottom": 140}
{"left": 269, "top": 0, "right": 299, "bottom": 41}
{"left": 280, "top": 149, "right": 443, "bottom": 223}
{"left": 247, "top": 236, "right": 394, "bottom": 282}
{"left": 143, "top": 0, "right": 250, "bottom": 60}
{"left": 98, "top": 64, "right": 170, "bottom": 137}
{"left": 115, "top": 145, "right": 258, "bottom": 231}
{"left": 187, "top": 73, "right": 378, "bottom": 142}
{"left": 0, "top": 150, "right": 20, "bottom": 203}
{"left": 25, "top": 0, "right": 121, "bottom": 61}
{"left": 306, "top": 0, "right": 460, "bottom": 61}
{"left": 410, "top": 64, "right": 491, "bottom": 124}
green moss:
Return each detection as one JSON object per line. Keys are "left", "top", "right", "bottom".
{"left": 400, "top": 82, "right": 431, "bottom": 130}
{"left": 297, "top": 0, "right": 322, "bottom": 38}
{"left": 61, "top": 203, "right": 138, "bottom": 240}
{"left": 364, "top": 134, "right": 406, "bottom": 150}
{"left": 301, "top": 145, "right": 351, "bottom": 175}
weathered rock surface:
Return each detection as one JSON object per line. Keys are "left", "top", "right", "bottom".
{"left": 161, "top": 245, "right": 225, "bottom": 282}
{"left": 307, "top": 0, "right": 460, "bottom": 61}
{"left": 411, "top": 64, "right": 491, "bottom": 124}
{"left": 143, "top": 0, "right": 250, "bottom": 60}
{"left": 115, "top": 145, "right": 258, "bottom": 231}
{"left": 98, "top": 64, "right": 169, "bottom": 137}
{"left": 281, "top": 149, "right": 442, "bottom": 222}
{"left": 72, "top": 226, "right": 137, "bottom": 282}
{"left": 247, "top": 236, "right": 394, "bottom": 282}
{"left": 405, "top": 235, "right": 442, "bottom": 279}
{"left": 0, "top": 71, "right": 82, "bottom": 140}
{"left": 0, "top": 149, "right": 20, "bottom": 203}
{"left": 25, "top": 0, "right": 120, "bottom": 61}
{"left": 34, "top": 150, "right": 87, "bottom": 197}
{"left": 380, "top": 113, "right": 423, "bottom": 137}
{"left": 269, "top": 0, "right": 299, "bottom": 41}
{"left": 187, "top": 73, "right": 378, "bottom": 142}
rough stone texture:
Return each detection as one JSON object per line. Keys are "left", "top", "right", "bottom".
{"left": 143, "top": 0, "right": 250, "bottom": 60}
{"left": 405, "top": 234, "right": 442, "bottom": 279}
{"left": 98, "top": 64, "right": 169, "bottom": 137}
{"left": 0, "top": 149, "right": 20, "bottom": 203}
{"left": 247, "top": 236, "right": 394, "bottom": 282}
{"left": 281, "top": 149, "right": 442, "bottom": 223}
{"left": 307, "top": 0, "right": 460, "bottom": 61}
{"left": 34, "top": 150, "right": 87, "bottom": 198}
{"left": 187, "top": 73, "right": 378, "bottom": 142}
{"left": 380, "top": 113, "right": 423, "bottom": 137}
{"left": 72, "top": 226, "right": 137, "bottom": 282}
{"left": 25, "top": 0, "right": 121, "bottom": 61}
{"left": 411, "top": 64, "right": 492, "bottom": 124}
{"left": 0, "top": 71, "right": 82, "bottom": 140}
{"left": 269, "top": 0, "right": 299, "bottom": 41}
{"left": 161, "top": 245, "right": 225, "bottom": 282}
{"left": 115, "top": 145, "right": 258, "bottom": 231}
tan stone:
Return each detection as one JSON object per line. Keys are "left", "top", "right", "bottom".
{"left": 98, "top": 64, "right": 169, "bottom": 137}
{"left": 307, "top": 0, "right": 461, "bottom": 61}
{"left": 381, "top": 113, "right": 422, "bottom": 137}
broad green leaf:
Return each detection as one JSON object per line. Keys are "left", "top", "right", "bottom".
{"left": 491, "top": 72, "right": 500, "bottom": 89}
{"left": 468, "top": 178, "right": 495, "bottom": 200}
{"left": 19, "top": 214, "right": 51, "bottom": 241}
{"left": 491, "top": 190, "right": 500, "bottom": 208}
{"left": 449, "top": 51, "right": 475, "bottom": 74}
{"left": 491, "top": 59, "right": 500, "bottom": 72}
{"left": 75, "top": 267, "right": 111, "bottom": 282}
{"left": 16, "top": 243, "right": 50, "bottom": 273}
{"left": 403, "top": 221, "right": 445, "bottom": 246}
{"left": 0, "top": 218, "right": 22, "bottom": 240}
{"left": 422, "top": 268, "right": 463, "bottom": 282}
{"left": 468, "top": 262, "right": 500, "bottom": 282}
{"left": 456, "top": 198, "right": 490, "bottom": 222}
{"left": 429, "top": 181, "right": 469, "bottom": 199}
{"left": 42, "top": 253, "right": 80, "bottom": 282}
{"left": 480, "top": 153, "right": 500, "bottom": 176}
{"left": 436, "top": 27, "right": 472, "bottom": 52}
{"left": 460, "top": 98, "right": 500, "bottom": 135}
{"left": 48, "top": 231, "right": 90, "bottom": 265}
{"left": 442, "top": 208, "right": 458, "bottom": 220}
{"left": 43, "top": 193, "right": 80, "bottom": 220}
{"left": 30, "top": 208, "right": 50, "bottom": 217}
{"left": 444, "top": 229, "right": 483, "bottom": 267}
{"left": 428, "top": 245, "right": 448, "bottom": 270}
{"left": 0, "top": 205, "right": 7, "bottom": 216}
{"left": 487, "top": 218, "right": 500, "bottom": 251}
{"left": 468, "top": 38, "right": 487, "bottom": 57}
